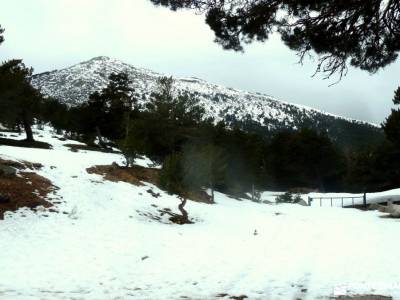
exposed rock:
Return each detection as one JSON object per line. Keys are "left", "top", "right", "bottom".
{"left": 387, "top": 201, "right": 400, "bottom": 218}
{"left": 0, "top": 164, "right": 17, "bottom": 177}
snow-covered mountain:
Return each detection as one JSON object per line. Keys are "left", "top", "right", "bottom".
{"left": 32, "top": 56, "right": 383, "bottom": 147}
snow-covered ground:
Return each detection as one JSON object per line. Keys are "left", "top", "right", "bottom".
{"left": 1, "top": 128, "right": 400, "bottom": 299}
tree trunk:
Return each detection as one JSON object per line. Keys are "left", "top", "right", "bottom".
{"left": 124, "top": 111, "right": 130, "bottom": 141}
{"left": 178, "top": 197, "right": 189, "bottom": 223}
{"left": 95, "top": 126, "right": 106, "bottom": 148}
{"left": 22, "top": 118, "right": 34, "bottom": 142}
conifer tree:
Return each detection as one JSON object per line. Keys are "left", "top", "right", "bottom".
{"left": 393, "top": 87, "right": 400, "bottom": 105}
{"left": 82, "top": 72, "right": 136, "bottom": 148}
{"left": 383, "top": 87, "right": 400, "bottom": 147}
{"left": 0, "top": 25, "right": 4, "bottom": 46}
{"left": 150, "top": 0, "right": 400, "bottom": 78}
{"left": 0, "top": 60, "right": 43, "bottom": 141}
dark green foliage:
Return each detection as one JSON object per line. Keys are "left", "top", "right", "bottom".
{"left": 346, "top": 142, "right": 400, "bottom": 192}
{"left": 73, "top": 72, "right": 136, "bottom": 146}
{"left": 118, "top": 118, "right": 146, "bottom": 167}
{"left": 383, "top": 109, "right": 400, "bottom": 147}
{"left": 40, "top": 97, "right": 69, "bottom": 132}
{"left": 0, "top": 60, "right": 43, "bottom": 141}
{"left": 267, "top": 129, "right": 346, "bottom": 191}
{"left": 0, "top": 25, "right": 4, "bottom": 45}
{"left": 159, "top": 153, "right": 183, "bottom": 195}
{"left": 150, "top": 0, "right": 400, "bottom": 77}
{"left": 15, "top": 71, "right": 393, "bottom": 196}
{"left": 347, "top": 87, "right": 400, "bottom": 193}
{"left": 133, "top": 76, "right": 208, "bottom": 160}
{"left": 127, "top": 92, "right": 357, "bottom": 195}
{"left": 393, "top": 87, "right": 400, "bottom": 105}
{"left": 383, "top": 87, "right": 400, "bottom": 147}
{"left": 146, "top": 76, "right": 206, "bottom": 126}
{"left": 275, "top": 192, "right": 302, "bottom": 204}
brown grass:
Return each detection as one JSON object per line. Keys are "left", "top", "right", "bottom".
{"left": 87, "top": 164, "right": 213, "bottom": 204}
{"left": 0, "top": 172, "right": 55, "bottom": 219}
{"left": 0, "top": 158, "right": 43, "bottom": 171}
{"left": 87, "top": 164, "right": 159, "bottom": 187}
{"left": 0, "top": 137, "right": 52, "bottom": 149}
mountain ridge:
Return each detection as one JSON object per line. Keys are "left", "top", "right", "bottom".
{"left": 31, "top": 56, "right": 383, "bottom": 147}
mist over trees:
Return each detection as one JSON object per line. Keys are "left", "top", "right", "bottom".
{"left": 150, "top": 0, "right": 400, "bottom": 79}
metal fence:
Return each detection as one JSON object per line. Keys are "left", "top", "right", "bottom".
{"left": 308, "top": 193, "right": 367, "bottom": 208}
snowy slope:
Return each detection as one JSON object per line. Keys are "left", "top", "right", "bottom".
{"left": 31, "top": 57, "right": 382, "bottom": 147}
{"left": 1, "top": 128, "right": 400, "bottom": 299}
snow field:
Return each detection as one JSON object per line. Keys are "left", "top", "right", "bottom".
{"left": 0, "top": 129, "right": 399, "bottom": 299}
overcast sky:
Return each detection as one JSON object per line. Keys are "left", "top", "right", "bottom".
{"left": 0, "top": 0, "right": 399, "bottom": 124}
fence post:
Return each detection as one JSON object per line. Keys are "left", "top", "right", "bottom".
{"left": 363, "top": 192, "right": 367, "bottom": 209}
{"left": 341, "top": 198, "right": 343, "bottom": 208}
{"left": 308, "top": 196, "right": 312, "bottom": 206}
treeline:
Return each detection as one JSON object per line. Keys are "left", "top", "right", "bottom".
{"left": 0, "top": 59, "right": 399, "bottom": 197}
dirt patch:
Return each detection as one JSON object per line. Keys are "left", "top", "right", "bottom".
{"left": 87, "top": 164, "right": 213, "bottom": 204}
{"left": 0, "top": 172, "right": 56, "bottom": 219}
{"left": 0, "top": 137, "right": 52, "bottom": 149}
{"left": 65, "top": 143, "right": 120, "bottom": 154}
{"left": 0, "top": 158, "right": 43, "bottom": 171}
{"left": 87, "top": 164, "right": 160, "bottom": 187}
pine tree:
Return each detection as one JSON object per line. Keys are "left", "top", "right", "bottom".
{"left": 0, "top": 60, "right": 43, "bottom": 141}
{"left": 81, "top": 72, "right": 136, "bottom": 147}
{"left": 393, "top": 87, "right": 400, "bottom": 105}
{"left": 383, "top": 87, "right": 400, "bottom": 147}
{"left": 150, "top": 0, "right": 400, "bottom": 78}
{"left": 0, "top": 25, "right": 4, "bottom": 46}
{"left": 159, "top": 153, "right": 183, "bottom": 195}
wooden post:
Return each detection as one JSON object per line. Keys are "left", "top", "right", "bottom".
{"left": 308, "top": 196, "right": 312, "bottom": 206}
{"left": 352, "top": 197, "right": 354, "bottom": 207}
{"left": 363, "top": 192, "right": 367, "bottom": 209}
{"left": 341, "top": 198, "right": 343, "bottom": 208}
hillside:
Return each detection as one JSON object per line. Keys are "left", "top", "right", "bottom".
{"left": 32, "top": 56, "right": 383, "bottom": 148}
{"left": 0, "top": 127, "right": 399, "bottom": 299}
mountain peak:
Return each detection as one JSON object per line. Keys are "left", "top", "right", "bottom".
{"left": 90, "top": 56, "right": 111, "bottom": 62}
{"left": 31, "top": 57, "right": 382, "bottom": 148}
